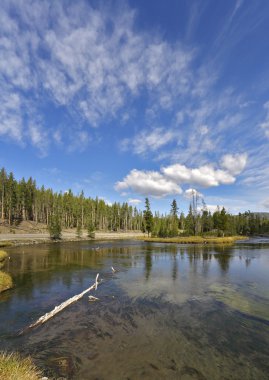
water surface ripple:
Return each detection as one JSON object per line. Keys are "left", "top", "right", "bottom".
{"left": 0, "top": 239, "right": 269, "bottom": 379}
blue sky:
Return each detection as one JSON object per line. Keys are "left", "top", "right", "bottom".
{"left": 1, "top": 0, "right": 269, "bottom": 214}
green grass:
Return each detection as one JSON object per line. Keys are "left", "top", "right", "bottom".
{"left": 0, "top": 352, "right": 43, "bottom": 380}
{"left": 142, "top": 236, "right": 247, "bottom": 244}
{"left": 0, "top": 271, "right": 13, "bottom": 293}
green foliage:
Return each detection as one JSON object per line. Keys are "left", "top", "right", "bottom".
{"left": 76, "top": 221, "right": 82, "bottom": 238}
{"left": 87, "top": 221, "right": 95, "bottom": 238}
{"left": 0, "top": 167, "right": 269, "bottom": 238}
{"left": 143, "top": 198, "right": 153, "bottom": 236}
{"left": 48, "top": 214, "right": 62, "bottom": 240}
{"left": 170, "top": 199, "right": 179, "bottom": 218}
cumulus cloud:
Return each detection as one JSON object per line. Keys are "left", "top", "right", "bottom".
{"left": 162, "top": 163, "right": 235, "bottom": 187}
{"left": 220, "top": 153, "right": 248, "bottom": 175}
{"left": 115, "top": 169, "right": 182, "bottom": 198}
{"left": 116, "top": 153, "right": 247, "bottom": 197}
{"left": 184, "top": 188, "right": 203, "bottom": 199}
{"left": 162, "top": 153, "right": 247, "bottom": 187}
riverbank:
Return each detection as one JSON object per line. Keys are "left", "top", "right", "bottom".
{"left": 0, "top": 351, "right": 43, "bottom": 380}
{"left": 142, "top": 236, "right": 248, "bottom": 244}
{"left": 0, "top": 231, "right": 145, "bottom": 247}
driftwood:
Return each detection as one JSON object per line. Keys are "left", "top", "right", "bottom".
{"left": 20, "top": 273, "right": 100, "bottom": 334}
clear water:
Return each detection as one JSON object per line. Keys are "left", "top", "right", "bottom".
{"left": 0, "top": 239, "right": 269, "bottom": 379}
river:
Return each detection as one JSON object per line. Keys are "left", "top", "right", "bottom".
{"left": 0, "top": 238, "right": 269, "bottom": 379}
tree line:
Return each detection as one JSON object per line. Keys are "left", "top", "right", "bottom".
{"left": 1, "top": 168, "right": 269, "bottom": 238}
{"left": 143, "top": 196, "right": 269, "bottom": 238}
{"left": 0, "top": 168, "right": 144, "bottom": 235}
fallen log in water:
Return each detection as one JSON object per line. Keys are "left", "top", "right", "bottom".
{"left": 20, "top": 273, "right": 100, "bottom": 334}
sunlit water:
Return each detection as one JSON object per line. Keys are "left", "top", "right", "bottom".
{"left": 0, "top": 239, "right": 269, "bottom": 379}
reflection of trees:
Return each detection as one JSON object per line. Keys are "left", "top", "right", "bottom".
{"left": 180, "top": 244, "right": 234, "bottom": 275}
{"left": 214, "top": 253, "right": 232, "bottom": 273}
{"left": 172, "top": 253, "right": 177, "bottom": 281}
{"left": 245, "top": 257, "right": 251, "bottom": 267}
{"left": 144, "top": 250, "right": 152, "bottom": 280}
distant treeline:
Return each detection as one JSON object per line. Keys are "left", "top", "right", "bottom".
{"left": 151, "top": 205, "right": 269, "bottom": 237}
{"left": 0, "top": 167, "right": 269, "bottom": 236}
{"left": 0, "top": 168, "right": 143, "bottom": 231}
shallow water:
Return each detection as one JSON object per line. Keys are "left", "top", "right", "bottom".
{"left": 0, "top": 239, "right": 269, "bottom": 379}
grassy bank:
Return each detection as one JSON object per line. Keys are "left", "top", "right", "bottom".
{"left": 142, "top": 236, "right": 248, "bottom": 244}
{"left": 0, "top": 352, "right": 42, "bottom": 380}
{"left": 0, "top": 272, "right": 13, "bottom": 293}
{"left": 0, "top": 250, "right": 8, "bottom": 261}
{"left": 0, "top": 241, "right": 12, "bottom": 248}
{"left": 0, "top": 250, "right": 8, "bottom": 270}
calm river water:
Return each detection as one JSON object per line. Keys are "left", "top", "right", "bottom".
{"left": 0, "top": 238, "right": 269, "bottom": 379}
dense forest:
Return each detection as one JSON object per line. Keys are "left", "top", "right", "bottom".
{"left": 1, "top": 167, "right": 269, "bottom": 237}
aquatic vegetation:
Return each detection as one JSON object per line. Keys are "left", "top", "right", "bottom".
{"left": 209, "top": 283, "right": 269, "bottom": 322}
{"left": 0, "top": 351, "right": 42, "bottom": 380}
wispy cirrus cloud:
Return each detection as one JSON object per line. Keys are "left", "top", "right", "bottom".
{"left": 260, "top": 101, "right": 269, "bottom": 138}
{"left": 0, "top": 0, "right": 195, "bottom": 154}
{"left": 120, "top": 127, "right": 179, "bottom": 156}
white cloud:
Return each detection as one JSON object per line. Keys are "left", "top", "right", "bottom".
{"left": 162, "top": 153, "right": 247, "bottom": 188}
{"left": 115, "top": 169, "right": 182, "bottom": 198}
{"left": 162, "top": 163, "right": 235, "bottom": 187}
{"left": 220, "top": 153, "right": 248, "bottom": 175}
{"left": 260, "top": 101, "right": 269, "bottom": 137}
{"left": 120, "top": 127, "right": 178, "bottom": 155}
{"left": 0, "top": 92, "right": 23, "bottom": 142}
{"left": 28, "top": 124, "right": 48, "bottom": 157}
{"left": 0, "top": 0, "right": 194, "bottom": 152}
{"left": 67, "top": 131, "right": 91, "bottom": 153}
{"left": 184, "top": 188, "right": 203, "bottom": 199}
{"left": 116, "top": 152, "right": 247, "bottom": 198}
{"left": 128, "top": 198, "right": 142, "bottom": 205}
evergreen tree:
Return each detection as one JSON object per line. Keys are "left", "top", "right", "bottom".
{"left": 170, "top": 199, "right": 179, "bottom": 218}
{"left": 76, "top": 220, "right": 82, "bottom": 238}
{"left": 87, "top": 221, "right": 95, "bottom": 238}
{"left": 48, "top": 214, "right": 62, "bottom": 240}
{"left": 143, "top": 198, "right": 153, "bottom": 236}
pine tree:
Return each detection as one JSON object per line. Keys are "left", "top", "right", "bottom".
{"left": 76, "top": 220, "right": 82, "bottom": 238}
{"left": 170, "top": 199, "right": 179, "bottom": 218}
{"left": 48, "top": 214, "right": 62, "bottom": 240}
{"left": 143, "top": 198, "right": 153, "bottom": 236}
{"left": 87, "top": 221, "right": 95, "bottom": 238}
